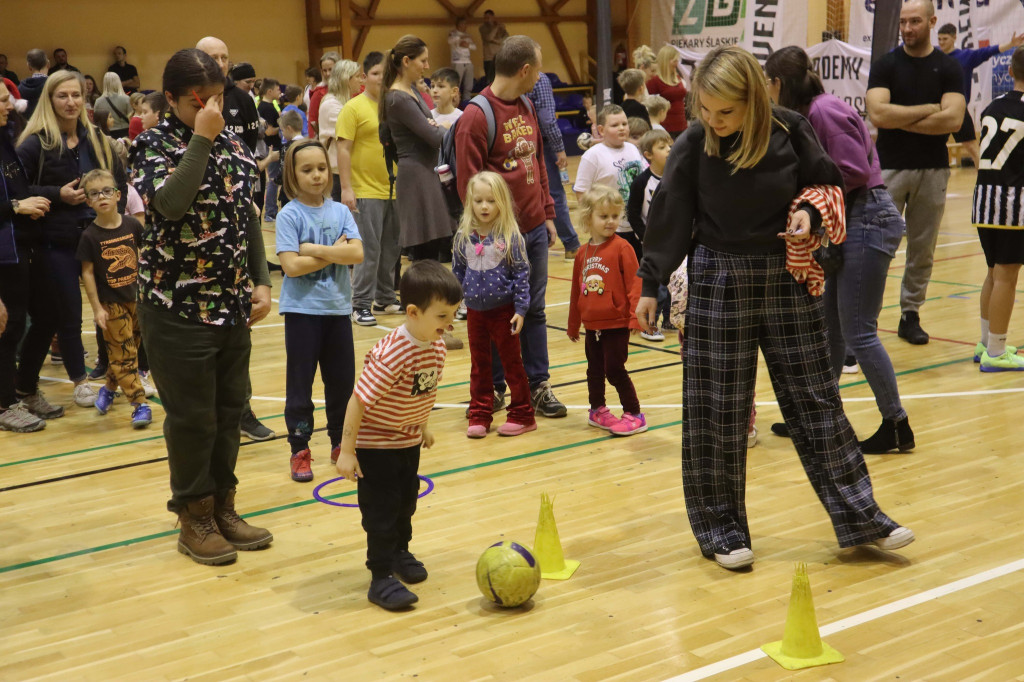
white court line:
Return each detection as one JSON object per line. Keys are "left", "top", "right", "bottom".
{"left": 895, "top": 238, "right": 975, "bottom": 257}
{"left": 664, "top": 557, "right": 1024, "bottom": 682}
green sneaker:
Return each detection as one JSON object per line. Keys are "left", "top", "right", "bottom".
{"left": 975, "top": 342, "right": 1018, "bottom": 362}
{"left": 980, "top": 349, "right": 1024, "bottom": 372}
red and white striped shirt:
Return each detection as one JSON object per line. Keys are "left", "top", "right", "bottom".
{"left": 354, "top": 325, "right": 447, "bottom": 449}
{"left": 785, "top": 185, "right": 846, "bottom": 297}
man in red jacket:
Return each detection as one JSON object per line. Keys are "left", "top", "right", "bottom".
{"left": 455, "top": 35, "right": 565, "bottom": 418}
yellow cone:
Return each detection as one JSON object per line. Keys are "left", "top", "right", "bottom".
{"left": 533, "top": 493, "right": 580, "bottom": 580}
{"left": 761, "top": 563, "right": 844, "bottom": 670}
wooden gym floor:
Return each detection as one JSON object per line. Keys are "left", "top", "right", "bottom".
{"left": 2, "top": 167, "right": 1024, "bottom": 681}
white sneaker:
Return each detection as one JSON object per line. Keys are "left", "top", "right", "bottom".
{"left": 714, "top": 546, "right": 754, "bottom": 570}
{"left": 640, "top": 329, "right": 665, "bottom": 342}
{"left": 870, "top": 526, "right": 915, "bottom": 551}
{"left": 73, "top": 382, "right": 98, "bottom": 407}
{"left": 747, "top": 425, "right": 758, "bottom": 448}
{"left": 139, "top": 371, "right": 158, "bottom": 398}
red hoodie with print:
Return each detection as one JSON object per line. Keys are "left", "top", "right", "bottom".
{"left": 567, "top": 235, "right": 642, "bottom": 337}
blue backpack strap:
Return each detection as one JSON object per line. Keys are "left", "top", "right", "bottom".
{"left": 470, "top": 94, "right": 496, "bottom": 151}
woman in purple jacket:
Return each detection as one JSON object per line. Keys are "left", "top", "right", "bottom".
{"left": 765, "top": 46, "right": 914, "bottom": 455}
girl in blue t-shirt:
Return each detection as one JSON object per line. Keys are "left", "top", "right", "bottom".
{"left": 276, "top": 140, "right": 364, "bottom": 483}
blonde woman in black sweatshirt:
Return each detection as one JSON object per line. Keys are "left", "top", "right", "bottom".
{"left": 636, "top": 46, "right": 914, "bottom": 571}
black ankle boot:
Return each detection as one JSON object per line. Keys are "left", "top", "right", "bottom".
{"left": 859, "top": 417, "right": 915, "bottom": 454}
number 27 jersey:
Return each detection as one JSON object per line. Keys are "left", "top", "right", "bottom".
{"left": 973, "top": 90, "right": 1024, "bottom": 229}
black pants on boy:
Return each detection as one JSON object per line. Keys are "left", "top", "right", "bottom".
{"left": 356, "top": 445, "right": 421, "bottom": 578}
{"left": 284, "top": 313, "right": 354, "bottom": 454}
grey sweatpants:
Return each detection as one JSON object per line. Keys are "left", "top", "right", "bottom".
{"left": 351, "top": 198, "right": 401, "bottom": 311}
{"left": 881, "top": 167, "right": 950, "bottom": 314}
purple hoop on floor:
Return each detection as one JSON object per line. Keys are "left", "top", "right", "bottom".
{"left": 312, "top": 475, "right": 435, "bottom": 508}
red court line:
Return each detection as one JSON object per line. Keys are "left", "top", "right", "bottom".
{"left": 878, "top": 328, "right": 975, "bottom": 347}
{"left": 549, "top": 275, "right": 573, "bottom": 282}
{"left": 888, "top": 251, "right": 981, "bottom": 270}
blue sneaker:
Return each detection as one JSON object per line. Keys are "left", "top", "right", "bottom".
{"left": 95, "top": 386, "right": 115, "bottom": 415}
{"left": 131, "top": 403, "right": 153, "bottom": 429}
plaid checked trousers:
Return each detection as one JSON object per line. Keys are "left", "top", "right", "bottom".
{"left": 682, "top": 245, "right": 899, "bottom": 555}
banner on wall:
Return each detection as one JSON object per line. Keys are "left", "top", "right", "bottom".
{"left": 651, "top": 0, "right": 807, "bottom": 61}
{"left": 849, "top": 0, "right": 975, "bottom": 55}
{"left": 971, "top": 1, "right": 1024, "bottom": 106}
{"left": 806, "top": 40, "right": 873, "bottom": 120}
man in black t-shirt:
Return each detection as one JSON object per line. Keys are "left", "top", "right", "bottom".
{"left": 107, "top": 46, "right": 140, "bottom": 94}
{"left": 194, "top": 35, "right": 277, "bottom": 442}
{"left": 867, "top": 0, "right": 965, "bottom": 345}
{"left": 47, "top": 48, "right": 78, "bottom": 75}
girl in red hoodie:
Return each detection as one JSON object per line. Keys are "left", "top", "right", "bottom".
{"left": 567, "top": 185, "right": 646, "bottom": 436}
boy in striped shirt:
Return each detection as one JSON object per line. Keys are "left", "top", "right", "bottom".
{"left": 336, "top": 260, "right": 463, "bottom": 610}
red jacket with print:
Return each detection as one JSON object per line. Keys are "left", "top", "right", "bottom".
{"left": 567, "top": 235, "right": 642, "bottom": 337}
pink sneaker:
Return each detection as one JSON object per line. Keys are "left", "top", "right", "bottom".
{"left": 497, "top": 421, "right": 537, "bottom": 437}
{"left": 467, "top": 424, "right": 488, "bottom": 438}
{"left": 610, "top": 413, "right": 647, "bottom": 436}
{"left": 588, "top": 406, "right": 620, "bottom": 430}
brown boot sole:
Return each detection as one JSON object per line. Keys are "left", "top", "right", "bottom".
{"left": 226, "top": 533, "right": 274, "bottom": 551}
{"left": 178, "top": 540, "right": 238, "bottom": 565}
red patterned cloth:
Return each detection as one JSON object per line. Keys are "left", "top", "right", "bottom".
{"left": 785, "top": 185, "right": 846, "bottom": 296}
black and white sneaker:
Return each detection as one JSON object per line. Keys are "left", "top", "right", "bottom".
{"left": 454, "top": 302, "right": 468, "bottom": 321}
{"left": 713, "top": 545, "right": 754, "bottom": 570}
{"left": 372, "top": 302, "right": 402, "bottom": 316}
{"left": 531, "top": 381, "right": 567, "bottom": 418}
{"left": 354, "top": 308, "right": 378, "bottom": 326}
{"left": 240, "top": 410, "right": 276, "bottom": 441}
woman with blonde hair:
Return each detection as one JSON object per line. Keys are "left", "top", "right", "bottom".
{"left": 632, "top": 45, "right": 657, "bottom": 79}
{"left": 93, "top": 71, "right": 132, "bottom": 138}
{"left": 318, "top": 59, "right": 364, "bottom": 201}
{"left": 645, "top": 44, "right": 688, "bottom": 138}
{"left": 17, "top": 69, "right": 127, "bottom": 410}
{"left": 635, "top": 46, "right": 914, "bottom": 571}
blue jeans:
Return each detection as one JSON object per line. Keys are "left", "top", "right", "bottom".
{"left": 492, "top": 225, "right": 551, "bottom": 390}
{"left": 542, "top": 143, "right": 580, "bottom": 252}
{"left": 263, "top": 160, "right": 281, "bottom": 220}
{"left": 823, "top": 188, "right": 906, "bottom": 421}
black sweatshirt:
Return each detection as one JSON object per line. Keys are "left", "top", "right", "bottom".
{"left": 637, "top": 107, "right": 843, "bottom": 297}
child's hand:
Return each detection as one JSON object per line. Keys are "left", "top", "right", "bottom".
{"left": 422, "top": 427, "right": 435, "bottom": 449}
{"left": 510, "top": 313, "right": 524, "bottom": 335}
{"left": 567, "top": 330, "right": 579, "bottom": 343}
{"left": 336, "top": 450, "right": 362, "bottom": 480}
{"left": 94, "top": 308, "right": 109, "bottom": 332}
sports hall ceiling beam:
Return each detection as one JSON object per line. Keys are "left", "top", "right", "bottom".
{"left": 536, "top": 0, "right": 580, "bottom": 83}
{"left": 306, "top": 0, "right": 324, "bottom": 71}
{"left": 431, "top": 0, "right": 462, "bottom": 18}
{"left": 352, "top": 0, "right": 382, "bottom": 60}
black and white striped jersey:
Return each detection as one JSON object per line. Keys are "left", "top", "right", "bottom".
{"left": 973, "top": 90, "right": 1024, "bottom": 229}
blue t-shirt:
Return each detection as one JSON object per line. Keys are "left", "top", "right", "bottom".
{"left": 276, "top": 198, "right": 361, "bottom": 315}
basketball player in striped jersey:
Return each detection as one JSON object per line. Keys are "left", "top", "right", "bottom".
{"left": 973, "top": 47, "right": 1024, "bottom": 371}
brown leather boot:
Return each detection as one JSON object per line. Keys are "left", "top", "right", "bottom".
{"left": 214, "top": 488, "right": 273, "bottom": 550}
{"left": 177, "top": 496, "right": 237, "bottom": 565}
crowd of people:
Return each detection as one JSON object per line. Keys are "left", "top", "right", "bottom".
{"left": 3, "top": 0, "right": 1023, "bottom": 609}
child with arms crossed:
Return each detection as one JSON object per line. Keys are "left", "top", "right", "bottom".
{"left": 276, "top": 140, "right": 364, "bottom": 483}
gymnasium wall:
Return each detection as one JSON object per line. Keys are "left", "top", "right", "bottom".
{"left": 0, "top": 0, "right": 588, "bottom": 93}
{"left": 0, "top": 0, "right": 310, "bottom": 91}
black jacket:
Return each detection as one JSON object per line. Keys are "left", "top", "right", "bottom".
{"left": 16, "top": 122, "right": 128, "bottom": 249}
{"left": 638, "top": 108, "right": 844, "bottom": 297}
{"left": 19, "top": 74, "right": 46, "bottom": 118}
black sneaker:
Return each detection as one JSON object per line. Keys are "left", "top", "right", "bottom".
{"left": 368, "top": 576, "right": 419, "bottom": 610}
{"left": 354, "top": 308, "right": 377, "bottom": 326}
{"left": 240, "top": 410, "right": 276, "bottom": 441}
{"left": 88, "top": 364, "right": 108, "bottom": 380}
{"left": 897, "top": 311, "right": 929, "bottom": 345}
{"left": 770, "top": 422, "right": 790, "bottom": 437}
{"left": 464, "top": 390, "right": 506, "bottom": 419}
{"left": 531, "top": 381, "right": 567, "bottom": 418}
{"left": 371, "top": 302, "right": 402, "bottom": 315}
{"left": 392, "top": 550, "right": 428, "bottom": 583}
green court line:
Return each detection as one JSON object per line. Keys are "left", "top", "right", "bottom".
{"left": 839, "top": 355, "right": 971, "bottom": 389}
{"left": 0, "top": 420, "right": 681, "bottom": 574}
